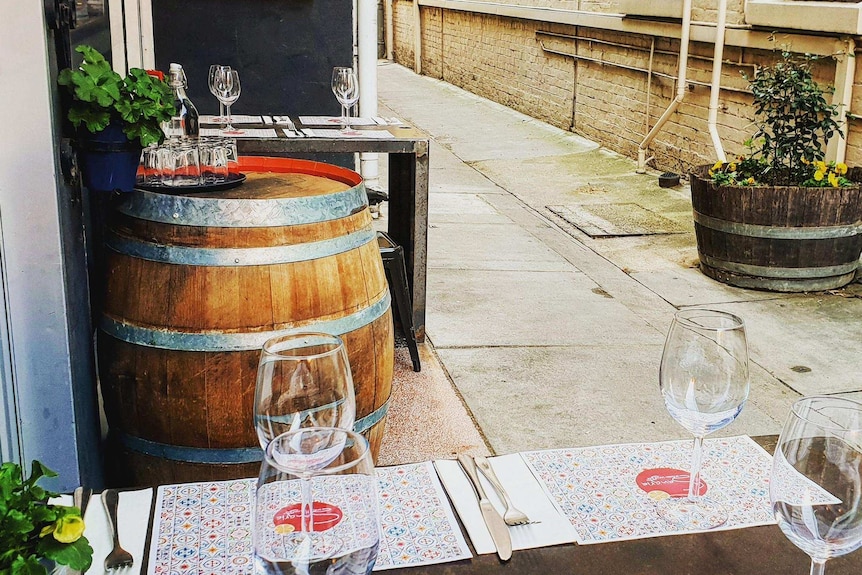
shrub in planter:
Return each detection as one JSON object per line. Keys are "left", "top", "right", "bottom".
{"left": 690, "top": 51, "right": 862, "bottom": 292}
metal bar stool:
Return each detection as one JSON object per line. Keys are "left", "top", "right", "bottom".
{"left": 377, "top": 231, "right": 421, "bottom": 371}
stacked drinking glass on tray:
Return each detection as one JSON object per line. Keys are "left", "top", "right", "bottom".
{"left": 138, "top": 136, "right": 239, "bottom": 188}
{"left": 136, "top": 62, "right": 240, "bottom": 189}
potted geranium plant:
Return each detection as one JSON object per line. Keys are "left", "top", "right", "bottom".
{"left": 689, "top": 50, "right": 862, "bottom": 292}
{"left": 59, "top": 45, "right": 175, "bottom": 192}
{"left": 0, "top": 460, "right": 92, "bottom": 575}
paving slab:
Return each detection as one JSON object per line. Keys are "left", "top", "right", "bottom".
{"left": 429, "top": 193, "right": 513, "bottom": 225}
{"left": 427, "top": 268, "right": 665, "bottom": 348}
{"left": 435, "top": 345, "right": 790, "bottom": 455}
{"left": 429, "top": 220, "right": 572, "bottom": 271}
{"left": 717, "top": 295, "right": 862, "bottom": 396}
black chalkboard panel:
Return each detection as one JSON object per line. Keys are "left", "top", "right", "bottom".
{"left": 152, "top": 0, "right": 354, "bottom": 166}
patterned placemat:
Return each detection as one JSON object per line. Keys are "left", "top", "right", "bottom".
{"left": 522, "top": 435, "right": 775, "bottom": 544}
{"left": 147, "top": 461, "right": 470, "bottom": 575}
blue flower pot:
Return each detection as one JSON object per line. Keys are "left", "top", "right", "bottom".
{"left": 77, "top": 122, "right": 142, "bottom": 192}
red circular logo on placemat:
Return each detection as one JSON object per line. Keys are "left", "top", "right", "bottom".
{"left": 273, "top": 501, "right": 343, "bottom": 533}
{"left": 635, "top": 467, "right": 707, "bottom": 498}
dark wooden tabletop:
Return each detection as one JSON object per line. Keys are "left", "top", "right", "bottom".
{"left": 384, "top": 435, "right": 862, "bottom": 575}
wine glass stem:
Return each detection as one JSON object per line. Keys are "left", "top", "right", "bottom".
{"left": 809, "top": 560, "right": 826, "bottom": 575}
{"left": 225, "top": 104, "right": 233, "bottom": 131}
{"left": 219, "top": 102, "right": 225, "bottom": 121}
{"left": 341, "top": 104, "right": 347, "bottom": 131}
{"left": 688, "top": 435, "right": 704, "bottom": 502}
{"left": 301, "top": 476, "right": 314, "bottom": 534}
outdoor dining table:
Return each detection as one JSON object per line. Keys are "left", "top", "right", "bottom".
{"left": 231, "top": 119, "right": 430, "bottom": 342}
{"left": 105, "top": 434, "right": 862, "bottom": 575}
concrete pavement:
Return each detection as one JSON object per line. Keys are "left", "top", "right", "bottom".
{"left": 373, "top": 61, "right": 862, "bottom": 462}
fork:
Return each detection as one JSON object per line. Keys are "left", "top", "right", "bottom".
{"left": 102, "top": 489, "right": 134, "bottom": 570}
{"left": 283, "top": 116, "right": 305, "bottom": 137}
{"left": 474, "top": 455, "right": 532, "bottom": 526}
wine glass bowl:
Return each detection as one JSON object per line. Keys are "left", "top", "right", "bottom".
{"left": 657, "top": 308, "right": 750, "bottom": 529}
{"left": 771, "top": 396, "right": 862, "bottom": 575}
{"left": 254, "top": 427, "right": 380, "bottom": 575}
{"left": 254, "top": 332, "right": 357, "bottom": 450}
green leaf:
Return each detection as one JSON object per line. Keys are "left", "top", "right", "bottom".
{"left": 9, "top": 555, "right": 46, "bottom": 575}
{"left": 38, "top": 537, "right": 92, "bottom": 571}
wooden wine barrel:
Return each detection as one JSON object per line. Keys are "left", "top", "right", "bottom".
{"left": 99, "top": 156, "right": 394, "bottom": 486}
{"left": 690, "top": 165, "right": 862, "bottom": 292}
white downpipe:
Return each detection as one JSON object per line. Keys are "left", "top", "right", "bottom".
{"left": 707, "top": 0, "right": 728, "bottom": 163}
{"left": 828, "top": 38, "right": 856, "bottom": 164}
{"left": 385, "top": 0, "right": 394, "bottom": 60}
{"left": 636, "top": 0, "right": 693, "bottom": 173}
{"left": 358, "top": 0, "right": 381, "bottom": 189}
{"left": 414, "top": 0, "right": 422, "bottom": 74}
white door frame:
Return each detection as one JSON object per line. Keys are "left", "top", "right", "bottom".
{"left": 0, "top": 2, "right": 92, "bottom": 488}
{"left": 110, "top": 0, "right": 156, "bottom": 73}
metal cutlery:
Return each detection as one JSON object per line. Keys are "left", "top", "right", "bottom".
{"left": 73, "top": 485, "right": 93, "bottom": 518}
{"left": 283, "top": 116, "right": 305, "bottom": 136}
{"left": 102, "top": 489, "right": 134, "bottom": 570}
{"left": 474, "top": 455, "right": 532, "bottom": 526}
{"left": 457, "top": 454, "right": 512, "bottom": 561}
{"left": 68, "top": 487, "right": 94, "bottom": 575}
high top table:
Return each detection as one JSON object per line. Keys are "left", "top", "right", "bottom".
{"left": 236, "top": 125, "right": 430, "bottom": 342}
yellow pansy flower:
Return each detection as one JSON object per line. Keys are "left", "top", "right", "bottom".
{"left": 815, "top": 161, "right": 827, "bottom": 172}
{"left": 746, "top": 177, "right": 756, "bottom": 185}
{"left": 52, "top": 515, "right": 86, "bottom": 543}
{"left": 728, "top": 163, "right": 737, "bottom": 172}
{"left": 814, "top": 170, "right": 825, "bottom": 182}
{"left": 828, "top": 172, "right": 840, "bottom": 187}
{"left": 836, "top": 162, "right": 848, "bottom": 175}
{"left": 712, "top": 161, "right": 724, "bottom": 171}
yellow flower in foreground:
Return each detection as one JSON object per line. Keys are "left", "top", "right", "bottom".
{"left": 52, "top": 515, "right": 86, "bottom": 543}
{"left": 837, "top": 162, "right": 848, "bottom": 175}
{"left": 815, "top": 161, "right": 827, "bottom": 172}
{"left": 828, "top": 172, "right": 840, "bottom": 187}
{"left": 728, "top": 163, "right": 737, "bottom": 172}
{"left": 746, "top": 177, "right": 756, "bottom": 185}
{"left": 712, "top": 161, "right": 723, "bottom": 171}
{"left": 814, "top": 170, "right": 825, "bottom": 182}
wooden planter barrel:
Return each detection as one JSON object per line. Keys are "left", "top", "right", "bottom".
{"left": 690, "top": 165, "right": 862, "bottom": 292}
{"left": 99, "top": 156, "right": 394, "bottom": 486}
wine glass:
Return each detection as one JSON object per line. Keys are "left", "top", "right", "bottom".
{"left": 208, "top": 64, "right": 231, "bottom": 124}
{"left": 254, "top": 332, "right": 357, "bottom": 450}
{"left": 657, "top": 308, "right": 750, "bottom": 529}
{"left": 216, "top": 69, "right": 242, "bottom": 134}
{"left": 331, "top": 67, "right": 359, "bottom": 133}
{"left": 771, "top": 396, "right": 862, "bottom": 575}
{"left": 254, "top": 427, "right": 380, "bottom": 574}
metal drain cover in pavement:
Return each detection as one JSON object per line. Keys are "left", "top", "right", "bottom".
{"left": 547, "top": 203, "right": 686, "bottom": 238}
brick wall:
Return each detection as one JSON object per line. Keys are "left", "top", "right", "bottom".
{"left": 390, "top": 0, "right": 861, "bottom": 172}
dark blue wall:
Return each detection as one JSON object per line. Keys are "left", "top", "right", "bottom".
{"left": 152, "top": 0, "right": 354, "bottom": 166}
{"left": 152, "top": 0, "right": 353, "bottom": 118}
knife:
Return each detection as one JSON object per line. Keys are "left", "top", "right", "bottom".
{"left": 457, "top": 454, "right": 512, "bottom": 561}
{"left": 71, "top": 486, "right": 93, "bottom": 575}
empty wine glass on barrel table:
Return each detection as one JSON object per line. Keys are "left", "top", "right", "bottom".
{"left": 771, "top": 396, "right": 862, "bottom": 575}
{"left": 216, "top": 69, "right": 242, "bottom": 134}
{"left": 254, "top": 332, "right": 357, "bottom": 450}
{"left": 331, "top": 67, "right": 359, "bottom": 133}
{"left": 208, "top": 64, "right": 231, "bottom": 124}
{"left": 657, "top": 308, "right": 750, "bottom": 529}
